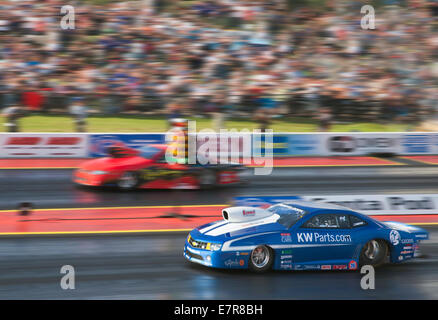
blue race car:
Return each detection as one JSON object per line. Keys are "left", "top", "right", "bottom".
{"left": 183, "top": 201, "right": 429, "bottom": 272}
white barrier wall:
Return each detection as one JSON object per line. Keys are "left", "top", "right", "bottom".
{"left": 283, "top": 132, "right": 438, "bottom": 156}
{"left": 234, "top": 194, "right": 438, "bottom": 216}
{"left": 0, "top": 132, "right": 437, "bottom": 158}
{"left": 303, "top": 194, "right": 438, "bottom": 215}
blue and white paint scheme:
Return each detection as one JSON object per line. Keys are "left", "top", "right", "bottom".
{"left": 183, "top": 200, "right": 429, "bottom": 272}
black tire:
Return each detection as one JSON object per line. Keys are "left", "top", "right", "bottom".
{"left": 236, "top": 167, "right": 249, "bottom": 186}
{"left": 199, "top": 169, "right": 217, "bottom": 189}
{"left": 359, "top": 239, "right": 388, "bottom": 267}
{"left": 248, "top": 245, "right": 274, "bottom": 273}
{"left": 117, "top": 171, "right": 139, "bottom": 190}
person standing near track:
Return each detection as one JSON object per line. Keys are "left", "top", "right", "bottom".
{"left": 1, "top": 105, "right": 26, "bottom": 132}
{"left": 69, "top": 97, "right": 88, "bottom": 132}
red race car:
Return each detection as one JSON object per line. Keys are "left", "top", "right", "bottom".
{"left": 74, "top": 144, "right": 246, "bottom": 190}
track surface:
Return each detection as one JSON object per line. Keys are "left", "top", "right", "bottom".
{"left": 1, "top": 167, "right": 438, "bottom": 210}
{"left": 0, "top": 166, "right": 437, "bottom": 299}
{"left": 0, "top": 232, "right": 437, "bottom": 299}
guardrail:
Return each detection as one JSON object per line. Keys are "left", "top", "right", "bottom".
{"left": 0, "top": 132, "right": 437, "bottom": 158}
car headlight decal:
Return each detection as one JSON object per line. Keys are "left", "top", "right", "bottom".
{"left": 210, "top": 243, "right": 222, "bottom": 251}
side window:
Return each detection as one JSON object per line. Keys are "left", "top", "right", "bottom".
{"left": 337, "top": 214, "right": 351, "bottom": 229}
{"left": 302, "top": 214, "right": 339, "bottom": 229}
{"left": 349, "top": 215, "right": 367, "bottom": 228}
{"left": 302, "top": 214, "right": 351, "bottom": 229}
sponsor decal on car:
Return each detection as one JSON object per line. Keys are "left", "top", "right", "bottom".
{"left": 280, "top": 263, "right": 293, "bottom": 270}
{"left": 280, "top": 260, "right": 292, "bottom": 265}
{"left": 401, "top": 239, "right": 414, "bottom": 244}
{"left": 281, "top": 249, "right": 292, "bottom": 254}
{"left": 297, "top": 232, "right": 352, "bottom": 243}
{"left": 224, "top": 258, "right": 245, "bottom": 267}
{"left": 141, "top": 168, "right": 184, "bottom": 181}
{"left": 280, "top": 255, "right": 293, "bottom": 260}
{"left": 281, "top": 233, "right": 292, "bottom": 243}
{"left": 321, "top": 265, "right": 332, "bottom": 270}
{"left": 348, "top": 260, "right": 358, "bottom": 270}
{"left": 293, "top": 264, "right": 321, "bottom": 271}
{"left": 332, "top": 265, "right": 348, "bottom": 270}
{"left": 390, "top": 230, "right": 401, "bottom": 245}
{"left": 242, "top": 209, "right": 255, "bottom": 216}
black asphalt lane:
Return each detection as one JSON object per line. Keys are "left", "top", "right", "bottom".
{"left": 0, "top": 230, "right": 437, "bottom": 299}
{"left": 0, "top": 167, "right": 438, "bottom": 210}
{"left": 0, "top": 166, "right": 437, "bottom": 299}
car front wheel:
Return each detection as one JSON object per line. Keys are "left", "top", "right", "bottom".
{"left": 117, "top": 171, "right": 139, "bottom": 190}
{"left": 248, "top": 245, "right": 274, "bottom": 273}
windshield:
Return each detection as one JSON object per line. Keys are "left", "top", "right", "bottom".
{"left": 267, "top": 204, "right": 307, "bottom": 228}
{"left": 139, "top": 145, "right": 162, "bottom": 159}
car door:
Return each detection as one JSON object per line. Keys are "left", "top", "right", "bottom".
{"left": 139, "top": 152, "right": 189, "bottom": 188}
{"left": 291, "top": 212, "right": 356, "bottom": 264}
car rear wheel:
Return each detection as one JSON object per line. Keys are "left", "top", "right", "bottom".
{"left": 117, "top": 172, "right": 139, "bottom": 190}
{"left": 199, "top": 170, "right": 217, "bottom": 189}
{"left": 248, "top": 245, "right": 274, "bottom": 273}
{"left": 359, "top": 239, "right": 388, "bottom": 267}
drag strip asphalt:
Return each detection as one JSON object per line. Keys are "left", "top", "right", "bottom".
{"left": 0, "top": 230, "right": 437, "bottom": 299}
{"left": 0, "top": 166, "right": 437, "bottom": 299}
{"left": 0, "top": 167, "right": 437, "bottom": 210}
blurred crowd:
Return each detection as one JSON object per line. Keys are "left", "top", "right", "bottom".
{"left": 1, "top": 0, "right": 438, "bottom": 128}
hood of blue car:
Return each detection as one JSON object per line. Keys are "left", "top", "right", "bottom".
{"left": 192, "top": 215, "right": 286, "bottom": 242}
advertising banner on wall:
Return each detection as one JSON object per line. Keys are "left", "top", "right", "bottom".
{"left": 0, "top": 133, "right": 88, "bottom": 158}
{"left": 322, "top": 133, "right": 400, "bottom": 156}
{"left": 1, "top": 132, "right": 437, "bottom": 159}
{"left": 286, "top": 134, "right": 324, "bottom": 156}
{"left": 234, "top": 194, "right": 438, "bottom": 215}
{"left": 252, "top": 134, "right": 289, "bottom": 156}
{"left": 281, "top": 132, "right": 438, "bottom": 156}
{"left": 400, "top": 133, "right": 438, "bottom": 154}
